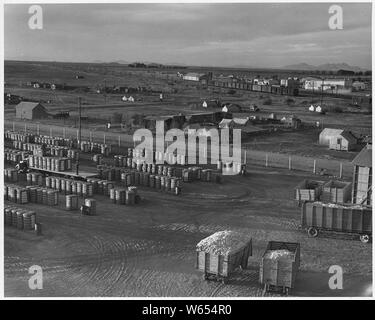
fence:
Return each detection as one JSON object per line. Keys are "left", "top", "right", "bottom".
{"left": 4, "top": 120, "right": 353, "bottom": 179}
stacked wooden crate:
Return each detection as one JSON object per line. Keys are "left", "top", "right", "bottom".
{"left": 321, "top": 180, "right": 352, "bottom": 204}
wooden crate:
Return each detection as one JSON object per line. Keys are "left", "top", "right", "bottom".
{"left": 321, "top": 180, "right": 352, "bottom": 204}
{"left": 295, "top": 179, "right": 324, "bottom": 202}
{"left": 260, "top": 241, "right": 300, "bottom": 292}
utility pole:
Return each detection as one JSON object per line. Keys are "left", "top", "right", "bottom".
{"left": 76, "top": 97, "right": 82, "bottom": 175}
{"left": 104, "top": 79, "right": 107, "bottom": 105}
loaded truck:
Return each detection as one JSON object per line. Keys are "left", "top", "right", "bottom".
{"left": 260, "top": 241, "right": 300, "bottom": 296}
{"left": 196, "top": 230, "right": 252, "bottom": 284}
{"left": 301, "top": 202, "right": 372, "bottom": 243}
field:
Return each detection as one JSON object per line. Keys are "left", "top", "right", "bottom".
{"left": 5, "top": 61, "right": 371, "bottom": 162}
{"left": 3, "top": 60, "right": 372, "bottom": 297}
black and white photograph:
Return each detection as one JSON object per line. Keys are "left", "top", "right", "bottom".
{"left": 2, "top": 1, "right": 373, "bottom": 301}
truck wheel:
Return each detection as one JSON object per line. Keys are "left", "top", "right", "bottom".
{"left": 360, "top": 234, "right": 370, "bottom": 243}
{"left": 307, "top": 227, "right": 318, "bottom": 238}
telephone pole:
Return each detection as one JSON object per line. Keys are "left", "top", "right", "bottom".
{"left": 76, "top": 97, "right": 82, "bottom": 175}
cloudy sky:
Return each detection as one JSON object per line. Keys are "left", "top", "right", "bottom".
{"left": 4, "top": 3, "right": 372, "bottom": 69}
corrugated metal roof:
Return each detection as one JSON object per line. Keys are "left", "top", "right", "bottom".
{"left": 352, "top": 145, "right": 372, "bottom": 167}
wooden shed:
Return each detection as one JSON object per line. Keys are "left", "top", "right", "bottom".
{"left": 319, "top": 128, "right": 344, "bottom": 145}
{"left": 328, "top": 131, "right": 357, "bottom": 151}
{"left": 15, "top": 102, "right": 49, "bottom": 120}
{"left": 321, "top": 180, "right": 352, "bottom": 204}
{"left": 352, "top": 144, "right": 372, "bottom": 206}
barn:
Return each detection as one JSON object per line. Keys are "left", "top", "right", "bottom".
{"left": 15, "top": 102, "right": 49, "bottom": 120}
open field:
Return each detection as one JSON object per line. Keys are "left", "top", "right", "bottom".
{"left": 5, "top": 61, "right": 372, "bottom": 163}
{"left": 4, "top": 164, "right": 372, "bottom": 297}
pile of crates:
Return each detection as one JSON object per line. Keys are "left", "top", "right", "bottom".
{"left": 4, "top": 205, "right": 36, "bottom": 230}
{"left": 25, "top": 186, "right": 59, "bottom": 206}
{"left": 34, "top": 135, "right": 70, "bottom": 146}
{"left": 97, "top": 163, "right": 184, "bottom": 195}
{"left": 4, "top": 131, "right": 34, "bottom": 143}
{"left": 85, "top": 178, "right": 114, "bottom": 195}
{"left": 80, "top": 141, "right": 111, "bottom": 156}
{"left": 4, "top": 184, "right": 29, "bottom": 204}
{"left": 4, "top": 148, "right": 31, "bottom": 163}
{"left": 4, "top": 168, "right": 19, "bottom": 182}
{"left": 45, "top": 176, "right": 94, "bottom": 197}
{"left": 109, "top": 186, "right": 139, "bottom": 205}
{"left": 26, "top": 172, "right": 44, "bottom": 185}
{"left": 28, "top": 156, "right": 72, "bottom": 171}
{"left": 65, "top": 194, "right": 79, "bottom": 210}
{"left": 113, "top": 153, "right": 222, "bottom": 184}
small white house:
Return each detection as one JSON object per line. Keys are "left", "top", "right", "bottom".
{"left": 309, "top": 105, "right": 315, "bottom": 112}
{"left": 122, "top": 96, "right": 128, "bottom": 101}
{"left": 128, "top": 96, "right": 135, "bottom": 102}
{"left": 315, "top": 106, "right": 323, "bottom": 113}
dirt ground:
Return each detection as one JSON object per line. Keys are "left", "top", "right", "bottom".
{"left": 4, "top": 165, "right": 372, "bottom": 297}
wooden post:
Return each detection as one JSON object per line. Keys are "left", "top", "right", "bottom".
{"left": 313, "top": 159, "right": 316, "bottom": 174}
{"left": 118, "top": 135, "right": 121, "bottom": 147}
{"left": 12, "top": 122, "right": 15, "bottom": 131}
{"left": 339, "top": 163, "right": 343, "bottom": 179}
{"left": 90, "top": 131, "right": 93, "bottom": 142}
{"left": 288, "top": 156, "right": 292, "bottom": 170}
{"left": 50, "top": 127, "right": 52, "bottom": 137}
{"left": 76, "top": 129, "right": 79, "bottom": 141}
{"left": 24, "top": 123, "right": 27, "bottom": 133}
{"left": 103, "top": 134, "right": 106, "bottom": 144}
{"left": 37, "top": 124, "right": 40, "bottom": 135}
{"left": 265, "top": 154, "right": 268, "bottom": 167}
{"left": 63, "top": 128, "right": 66, "bottom": 138}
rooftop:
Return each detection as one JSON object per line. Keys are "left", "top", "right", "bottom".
{"left": 352, "top": 145, "right": 372, "bottom": 167}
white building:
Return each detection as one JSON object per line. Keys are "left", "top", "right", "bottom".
{"left": 303, "top": 77, "right": 351, "bottom": 91}
{"left": 182, "top": 73, "right": 206, "bottom": 82}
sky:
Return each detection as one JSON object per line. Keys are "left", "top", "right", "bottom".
{"left": 4, "top": 3, "right": 372, "bottom": 69}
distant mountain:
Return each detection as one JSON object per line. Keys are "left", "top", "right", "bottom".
{"left": 112, "top": 60, "right": 130, "bottom": 65}
{"left": 282, "top": 62, "right": 368, "bottom": 72}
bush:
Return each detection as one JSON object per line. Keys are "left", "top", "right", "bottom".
{"left": 263, "top": 98, "right": 272, "bottom": 105}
